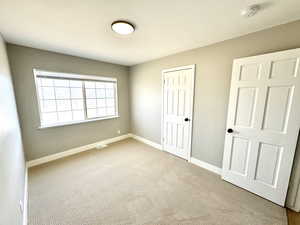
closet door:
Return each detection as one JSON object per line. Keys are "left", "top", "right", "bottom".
{"left": 162, "top": 65, "right": 195, "bottom": 160}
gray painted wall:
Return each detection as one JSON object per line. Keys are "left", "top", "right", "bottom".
{"left": 4, "top": 20, "right": 300, "bottom": 212}
{"left": 7, "top": 44, "right": 130, "bottom": 160}
{"left": 0, "top": 35, "right": 25, "bottom": 225}
{"left": 129, "top": 20, "right": 300, "bottom": 168}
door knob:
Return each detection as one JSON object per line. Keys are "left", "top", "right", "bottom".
{"left": 227, "top": 128, "right": 234, "bottom": 133}
{"left": 184, "top": 118, "right": 190, "bottom": 122}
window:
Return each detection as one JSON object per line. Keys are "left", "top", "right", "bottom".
{"left": 34, "top": 69, "right": 118, "bottom": 128}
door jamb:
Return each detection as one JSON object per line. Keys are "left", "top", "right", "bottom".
{"left": 161, "top": 64, "right": 196, "bottom": 161}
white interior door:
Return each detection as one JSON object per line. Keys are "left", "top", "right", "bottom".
{"left": 162, "top": 65, "right": 195, "bottom": 160}
{"left": 222, "top": 48, "right": 300, "bottom": 206}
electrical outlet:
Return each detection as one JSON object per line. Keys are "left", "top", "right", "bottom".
{"left": 19, "top": 200, "right": 23, "bottom": 214}
{"left": 117, "top": 130, "right": 121, "bottom": 134}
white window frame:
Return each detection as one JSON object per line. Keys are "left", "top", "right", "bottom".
{"left": 33, "top": 69, "right": 119, "bottom": 129}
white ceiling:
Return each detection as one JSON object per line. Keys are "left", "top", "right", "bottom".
{"left": 0, "top": 0, "right": 300, "bottom": 66}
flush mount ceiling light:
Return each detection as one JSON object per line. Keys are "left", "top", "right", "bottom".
{"left": 111, "top": 20, "right": 135, "bottom": 35}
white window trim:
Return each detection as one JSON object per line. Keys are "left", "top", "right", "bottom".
{"left": 33, "top": 69, "right": 119, "bottom": 129}
{"left": 34, "top": 69, "right": 117, "bottom": 82}
{"left": 37, "top": 116, "right": 120, "bottom": 129}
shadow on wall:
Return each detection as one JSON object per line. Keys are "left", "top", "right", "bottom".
{"left": 0, "top": 34, "right": 26, "bottom": 225}
{"left": 287, "top": 131, "right": 300, "bottom": 211}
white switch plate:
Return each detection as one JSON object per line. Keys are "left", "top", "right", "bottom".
{"left": 96, "top": 144, "right": 107, "bottom": 149}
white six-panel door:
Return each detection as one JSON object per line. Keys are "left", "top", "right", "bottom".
{"left": 162, "top": 65, "right": 195, "bottom": 160}
{"left": 222, "top": 48, "right": 300, "bottom": 206}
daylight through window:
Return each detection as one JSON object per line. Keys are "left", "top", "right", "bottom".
{"left": 34, "top": 70, "right": 118, "bottom": 128}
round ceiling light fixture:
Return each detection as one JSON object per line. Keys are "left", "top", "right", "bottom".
{"left": 240, "top": 4, "right": 260, "bottom": 18}
{"left": 111, "top": 20, "right": 135, "bottom": 35}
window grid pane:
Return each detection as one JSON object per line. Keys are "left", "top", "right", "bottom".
{"left": 37, "top": 77, "right": 117, "bottom": 126}
{"left": 85, "top": 81, "right": 116, "bottom": 119}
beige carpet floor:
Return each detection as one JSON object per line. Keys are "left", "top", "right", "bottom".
{"left": 28, "top": 138, "right": 287, "bottom": 225}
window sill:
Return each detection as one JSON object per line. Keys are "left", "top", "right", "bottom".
{"left": 38, "top": 115, "right": 119, "bottom": 129}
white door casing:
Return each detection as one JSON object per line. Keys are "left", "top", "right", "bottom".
{"left": 162, "top": 65, "right": 195, "bottom": 160}
{"left": 222, "top": 48, "right": 300, "bottom": 206}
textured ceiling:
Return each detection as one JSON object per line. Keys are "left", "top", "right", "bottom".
{"left": 1, "top": 0, "right": 300, "bottom": 65}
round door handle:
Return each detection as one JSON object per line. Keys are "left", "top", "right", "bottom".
{"left": 227, "top": 128, "right": 234, "bottom": 133}
{"left": 184, "top": 118, "right": 190, "bottom": 122}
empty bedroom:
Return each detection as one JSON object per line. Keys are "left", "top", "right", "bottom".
{"left": 1, "top": 1, "right": 300, "bottom": 225}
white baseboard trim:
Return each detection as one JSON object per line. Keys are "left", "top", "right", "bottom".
{"left": 27, "top": 134, "right": 131, "bottom": 168}
{"left": 128, "top": 134, "right": 222, "bottom": 176}
{"left": 23, "top": 165, "right": 28, "bottom": 225}
{"left": 129, "top": 133, "right": 162, "bottom": 150}
{"left": 190, "top": 157, "right": 222, "bottom": 175}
